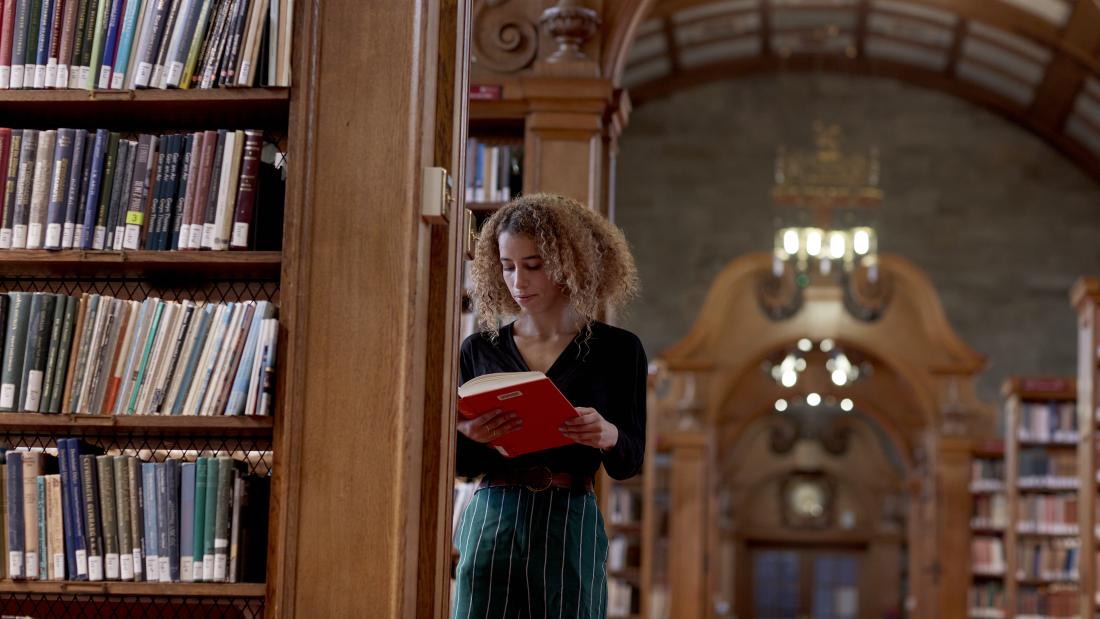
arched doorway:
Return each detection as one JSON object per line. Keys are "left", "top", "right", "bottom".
{"left": 647, "top": 252, "right": 993, "bottom": 618}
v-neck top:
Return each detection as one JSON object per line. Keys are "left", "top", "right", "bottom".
{"left": 456, "top": 321, "right": 648, "bottom": 481}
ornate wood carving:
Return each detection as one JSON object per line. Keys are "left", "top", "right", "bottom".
{"left": 540, "top": 0, "right": 601, "bottom": 63}
{"left": 472, "top": 0, "right": 540, "bottom": 73}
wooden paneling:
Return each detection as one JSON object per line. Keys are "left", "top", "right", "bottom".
{"left": 668, "top": 432, "right": 709, "bottom": 619}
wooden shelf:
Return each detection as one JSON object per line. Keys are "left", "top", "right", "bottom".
{"left": 467, "top": 201, "right": 507, "bottom": 214}
{"left": 0, "top": 88, "right": 291, "bottom": 130}
{"left": 0, "top": 580, "right": 266, "bottom": 597}
{"left": 0, "top": 250, "right": 281, "bottom": 280}
{"left": 0, "top": 413, "right": 274, "bottom": 437}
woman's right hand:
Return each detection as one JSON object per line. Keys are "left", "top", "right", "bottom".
{"left": 457, "top": 409, "right": 522, "bottom": 444}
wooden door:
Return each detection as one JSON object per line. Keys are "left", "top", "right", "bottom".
{"left": 749, "top": 546, "right": 862, "bottom": 619}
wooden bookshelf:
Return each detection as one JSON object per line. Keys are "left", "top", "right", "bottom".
{"left": 1073, "top": 277, "right": 1100, "bottom": 617}
{"left": 0, "top": 413, "right": 273, "bottom": 437}
{"left": 0, "top": 251, "right": 281, "bottom": 280}
{"left": 0, "top": 89, "right": 291, "bottom": 131}
{"left": 970, "top": 441, "right": 1007, "bottom": 619}
{"left": 1003, "top": 376, "right": 1080, "bottom": 618}
{"left": 0, "top": 580, "right": 266, "bottom": 597}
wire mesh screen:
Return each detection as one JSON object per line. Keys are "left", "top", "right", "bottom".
{"left": 1, "top": 592, "right": 264, "bottom": 618}
{"left": 0, "top": 278, "right": 280, "bottom": 305}
{"left": 0, "top": 434, "right": 273, "bottom": 476}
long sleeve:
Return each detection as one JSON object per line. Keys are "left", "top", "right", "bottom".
{"left": 454, "top": 335, "right": 506, "bottom": 479}
{"left": 601, "top": 334, "right": 648, "bottom": 480}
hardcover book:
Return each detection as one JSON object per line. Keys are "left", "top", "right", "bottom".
{"left": 456, "top": 371, "right": 579, "bottom": 458}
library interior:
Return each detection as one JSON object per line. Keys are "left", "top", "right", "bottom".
{"left": 5, "top": 1, "right": 1100, "bottom": 618}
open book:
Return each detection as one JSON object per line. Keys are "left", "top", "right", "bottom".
{"left": 457, "top": 371, "right": 579, "bottom": 457}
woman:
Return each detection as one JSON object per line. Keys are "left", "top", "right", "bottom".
{"left": 454, "top": 193, "right": 647, "bottom": 619}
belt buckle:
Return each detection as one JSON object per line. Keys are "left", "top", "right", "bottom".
{"left": 524, "top": 466, "right": 554, "bottom": 492}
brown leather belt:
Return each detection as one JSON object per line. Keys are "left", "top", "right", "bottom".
{"left": 479, "top": 466, "right": 594, "bottom": 493}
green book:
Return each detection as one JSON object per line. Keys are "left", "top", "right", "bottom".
{"left": 113, "top": 456, "right": 133, "bottom": 581}
{"left": 23, "top": 0, "right": 43, "bottom": 80}
{"left": 92, "top": 132, "right": 119, "bottom": 250}
{"left": 192, "top": 457, "right": 207, "bottom": 582}
{"left": 19, "top": 292, "right": 55, "bottom": 413}
{"left": 95, "top": 455, "right": 118, "bottom": 580}
{"left": 84, "top": 0, "right": 109, "bottom": 90}
{"left": 39, "top": 294, "right": 67, "bottom": 414}
{"left": 0, "top": 292, "right": 31, "bottom": 412}
{"left": 201, "top": 455, "right": 219, "bottom": 580}
{"left": 126, "top": 300, "right": 164, "bottom": 415}
{"left": 46, "top": 296, "right": 77, "bottom": 414}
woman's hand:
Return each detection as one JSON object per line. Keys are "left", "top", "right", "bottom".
{"left": 560, "top": 407, "right": 619, "bottom": 450}
{"left": 457, "top": 409, "right": 521, "bottom": 444}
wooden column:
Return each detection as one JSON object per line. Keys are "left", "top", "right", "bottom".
{"left": 1073, "top": 278, "right": 1100, "bottom": 616}
{"left": 936, "top": 436, "right": 973, "bottom": 619}
{"left": 522, "top": 77, "right": 623, "bottom": 213}
{"left": 668, "top": 432, "right": 710, "bottom": 619}
{"left": 278, "top": 1, "right": 466, "bottom": 617}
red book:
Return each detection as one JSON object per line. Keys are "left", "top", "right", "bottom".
{"left": 457, "top": 371, "right": 579, "bottom": 458}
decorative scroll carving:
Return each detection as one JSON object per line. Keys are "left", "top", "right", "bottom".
{"left": 768, "top": 415, "right": 799, "bottom": 455}
{"left": 473, "top": 0, "right": 539, "bottom": 73}
{"left": 842, "top": 265, "right": 892, "bottom": 322}
{"left": 539, "top": 0, "right": 601, "bottom": 64}
{"left": 756, "top": 263, "right": 803, "bottom": 321}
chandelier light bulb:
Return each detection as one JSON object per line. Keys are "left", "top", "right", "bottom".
{"left": 829, "top": 232, "right": 846, "bottom": 259}
{"left": 853, "top": 229, "right": 870, "bottom": 255}
{"left": 820, "top": 338, "right": 835, "bottom": 352}
{"left": 806, "top": 229, "right": 823, "bottom": 257}
{"left": 807, "top": 392, "right": 822, "bottom": 406}
{"left": 775, "top": 399, "right": 788, "bottom": 412}
{"left": 783, "top": 229, "right": 800, "bottom": 255}
{"left": 831, "top": 369, "right": 847, "bottom": 386}
{"left": 795, "top": 358, "right": 807, "bottom": 371}
{"left": 797, "top": 338, "right": 812, "bottom": 352}
{"left": 840, "top": 398, "right": 854, "bottom": 412}
{"left": 781, "top": 371, "right": 797, "bottom": 388}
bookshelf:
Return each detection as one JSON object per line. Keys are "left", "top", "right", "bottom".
{"left": 0, "top": 1, "right": 305, "bottom": 617}
{"left": 1003, "top": 376, "right": 1081, "bottom": 619}
{"left": 1072, "top": 278, "right": 1100, "bottom": 617}
{"left": 970, "top": 440, "right": 1007, "bottom": 619}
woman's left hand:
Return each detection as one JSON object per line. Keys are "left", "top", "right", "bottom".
{"left": 560, "top": 407, "right": 619, "bottom": 450}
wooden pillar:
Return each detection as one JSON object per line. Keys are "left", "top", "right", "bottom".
{"left": 521, "top": 77, "right": 624, "bottom": 213}
{"left": 668, "top": 432, "right": 710, "bottom": 619}
{"left": 1072, "top": 278, "right": 1100, "bottom": 616}
{"left": 935, "top": 436, "right": 972, "bottom": 619}
{"left": 278, "top": 1, "right": 466, "bottom": 617}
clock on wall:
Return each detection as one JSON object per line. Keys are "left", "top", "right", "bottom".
{"left": 781, "top": 473, "right": 834, "bottom": 529}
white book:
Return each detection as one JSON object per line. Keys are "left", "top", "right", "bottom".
{"left": 127, "top": 0, "right": 157, "bottom": 88}
{"left": 201, "top": 300, "right": 251, "bottom": 415}
{"left": 265, "top": 0, "right": 277, "bottom": 86}
{"left": 10, "top": 64, "right": 24, "bottom": 89}
{"left": 247, "top": 318, "right": 276, "bottom": 416}
{"left": 211, "top": 130, "right": 240, "bottom": 250}
{"left": 134, "top": 301, "right": 178, "bottom": 414}
{"left": 44, "top": 60, "right": 57, "bottom": 89}
{"left": 183, "top": 303, "right": 233, "bottom": 415}
{"left": 23, "top": 57, "right": 35, "bottom": 87}
{"left": 26, "top": 130, "right": 56, "bottom": 249}
{"left": 0, "top": 66, "right": 9, "bottom": 89}
{"left": 33, "top": 63, "right": 46, "bottom": 88}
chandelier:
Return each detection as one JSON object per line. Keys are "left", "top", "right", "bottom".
{"left": 771, "top": 122, "right": 882, "bottom": 284}
{"left": 764, "top": 338, "right": 872, "bottom": 414}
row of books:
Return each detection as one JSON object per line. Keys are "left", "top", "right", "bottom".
{"left": 972, "top": 536, "right": 1006, "bottom": 575}
{"left": 0, "top": 0, "right": 293, "bottom": 90}
{"left": 1017, "top": 495, "right": 1078, "bottom": 535}
{"left": 972, "top": 457, "right": 1005, "bottom": 485}
{"left": 971, "top": 494, "right": 1007, "bottom": 530}
{"left": 968, "top": 582, "right": 1004, "bottom": 616}
{"left": 1016, "top": 584, "right": 1078, "bottom": 617}
{"left": 0, "top": 292, "right": 278, "bottom": 416}
{"left": 0, "top": 127, "right": 282, "bottom": 252}
{"left": 2, "top": 443, "right": 269, "bottom": 582}
{"left": 1018, "top": 401, "right": 1078, "bottom": 443}
{"left": 1016, "top": 539, "right": 1079, "bottom": 582}
{"left": 607, "top": 534, "right": 638, "bottom": 573}
{"left": 464, "top": 140, "right": 521, "bottom": 204}
{"left": 1018, "top": 450, "right": 1077, "bottom": 483}
{"left": 607, "top": 485, "right": 639, "bottom": 526}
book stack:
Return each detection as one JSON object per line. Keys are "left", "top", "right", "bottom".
{"left": 968, "top": 581, "right": 1005, "bottom": 619}
{"left": 1016, "top": 538, "right": 1079, "bottom": 583}
{"left": 464, "top": 139, "right": 521, "bottom": 204}
{"left": 0, "top": 0, "right": 294, "bottom": 90}
{"left": 972, "top": 536, "right": 1007, "bottom": 576}
{"left": 1017, "top": 449, "right": 1078, "bottom": 489}
{"left": 0, "top": 292, "right": 278, "bottom": 416}
{"left": 1016, "top": 494, "right": 1078, "bottom": 536}
{"left": 1016, "top": 583, "right": 1077, "bottom": 619}
{"left": 1, "top": 443, "right": 269, "bottom": 583}
{"left": 0, "top": 126, "right": 282, "bottom": 252}
{"left": 1018, "top": 401, "right": 1078, "bottom": 444}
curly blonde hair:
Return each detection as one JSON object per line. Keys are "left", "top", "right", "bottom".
{"left": 470, "top": 193, "right": 639, "bottom": 334}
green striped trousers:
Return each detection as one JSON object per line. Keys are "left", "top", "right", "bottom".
{"left": 452, "top": 485, "right": 609, "bottom": 619}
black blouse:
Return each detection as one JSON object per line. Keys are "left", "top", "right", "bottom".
{"left": 456, "top": 321, "right": 648, "bottom": 481}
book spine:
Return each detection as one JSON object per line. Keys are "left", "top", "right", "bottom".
{"left": 75, "top": 0, "right": 94, "bottom": 87}
{"left": 0, "top": 0, "right": 19, "bottom": 87}
{"left": 45, "top": 127, "right": 74, "bottom": 249}
{"left": 149, "top": 0, "right": 180, "bottom": 88}
{"left": 21, "top": 452, "right": 40, "bottom": 579}
{"left": 0, "top": 129, "right": 21, "bottom": 248}
{"left": 65, "top": 0, "right": 88, "bottom": 87}
{"left": 217, "top": 0, "right": 243, "bottom": 86}
{"left": 176, "top": 131, "right": 201, "bottom": 248}
{"left": 0, "top": 129, "right": 11, "bottom": 239}
{"left": 95, "top": 0, "right": 123, "bottom": 88}
{"left": 9, "top": 0, "right": 30, "bottom": 88}
{"left": 175, "top": 0, "right": 208, "bottom": 87}
{"left": 224, "top": 300, "right": 268, "bottom": 415}
{"left": 91, "top": 131, "right": 119, "bottom": 249}
{"left": 169, "top": 303, "right": 212, "bottom": 414}
{"left": 83, "top": 0, "right": 107, "bottom": 89}
{"left": 79, "top": 128, "right": 107, "bottom": 249}
{"left": 56, "top": 0, "right": 80, "bottom": 87}
{"left": 113, "top": 455, "right": 132, "bottom": 580}
{"left": 111, "top": 138, "right": 135, "bottom": 249}
{"left": 66, "top": 440, "right": 88, "bottom": 579}
{"left": 46, "top": 475, "right": 63, "bottom": 579}
{"left": 31, "top": 0, "right": 51, "bottom": 88}
{"left": 169, "top": 133, "right": 192, "bottom": 249}
{"left": 38, "top": 293, "right": 65, "bottom": 412}
{"left": 128, "top": 456, "right": 142, "bottom": 581}
{"left": 26, "top": 128, "right": 54, "bottom": 248}
{"left": 22, "top": 0, "right": 41, "bottom": 88}
{"left": 0, "top": 292, "right": 30, "bottom": 411}
{"left": 200, "top": 454, "right": 216, "bottom": 579}
{"left": 44, "top": 0, "right": 63, "bottom": 87}
{"left": 47, "top": 295, "right": 76, "bottom": 413}
{"left": 140, "top": 461, "right": 158, "bottom": 581}
{"left": 229, "top": 128, "right": 259, "bottom": 249}
{"left": 65, "top": 293, "right": 98, "bottom": 412}
{"left": 109, "top": 0, "right": 141, "bottom": 88}
{"left": 185, "top": 129, "right": 215, "bottom": 249}
{"left": 60, "top": 128, "right": 86, "bottom": 248}
{"left": 103, "top": 137, "right": 129, "bottom": 249}
{"left": 56, "top": 440, "right": 74, "bottom": 579}
{"left": 121, "top": 132, "right": 151, "bottom": 250}
{"left": 35, "top": 475, "right": 45, "bottom": 579}
{"left": 178, "top": 461, "right": 194, "bottom": 580}
{"left": 11, "top": 128, "right": 38, "bottom": 248}
{"left": 18, "top": 292, "right": 45, "bottom": 411}
{"left": 191, "top": 456, "right": 205, "bottom": 581}
{"left": 212, "top": 456, "right": 231, "bottom": 580}
{"left": 94, "top": 454, "right": 117, "bottom": 579}
{"left": 132, "top": 0, "right": 166, "bottom": 87}
{"left": 235, "top": 0, "right": 264, "bottom": 86}
{"left": 5, "top": 452, "right": 22, "bottom": 579}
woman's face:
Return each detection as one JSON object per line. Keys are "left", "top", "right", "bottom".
{"left": 498, "top": 231, "right": 567, "bottom": 316}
